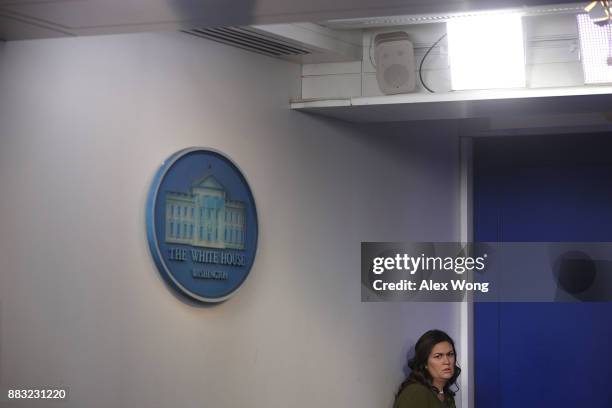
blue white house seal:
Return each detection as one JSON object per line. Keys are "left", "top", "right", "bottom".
{"left": 146, "top": 148, "right": 258, "bottom": 303}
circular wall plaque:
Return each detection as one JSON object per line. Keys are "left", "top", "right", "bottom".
{"left": 146, "top": 148, "right": 258, "bottom": 303}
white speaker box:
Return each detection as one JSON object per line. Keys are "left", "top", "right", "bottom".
{"left": 374, "top": 31, "right": 416, "bottom": 95}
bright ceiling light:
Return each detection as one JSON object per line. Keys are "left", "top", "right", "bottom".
{"left": 577, "top": 13, "right": 612, "bottom": 84}
{"left": 447, "top": 14, "right": 526, "bottom": 90}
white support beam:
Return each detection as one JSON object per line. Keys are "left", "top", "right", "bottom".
{"left": 459, "top": 136, "right": 474, "bottom": 408}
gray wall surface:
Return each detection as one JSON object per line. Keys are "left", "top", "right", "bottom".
{"left": 0, "top": 32, "right": 461, "bottom": 407}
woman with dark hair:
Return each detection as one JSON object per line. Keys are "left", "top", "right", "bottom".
{"left": 394, "top": 330, "right": 460, "bottom": 408}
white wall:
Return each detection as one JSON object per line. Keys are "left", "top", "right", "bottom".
{"left": 0, "top": 32, "right": 461, "bottom": 407}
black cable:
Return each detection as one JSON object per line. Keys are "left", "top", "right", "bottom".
{"left": 419, "top": 33, "right": 447, "bottom": 93}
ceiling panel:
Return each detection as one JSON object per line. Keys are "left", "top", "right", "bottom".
{"left": 0, "top": 13, "right": 70, "bottom": 40}
{"left": 0, "top": 0, "right": 585, "bottom": 40}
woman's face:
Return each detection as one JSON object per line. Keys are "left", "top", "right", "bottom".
{"left": 426, "top": 341, "right": 455, "bottom": 384}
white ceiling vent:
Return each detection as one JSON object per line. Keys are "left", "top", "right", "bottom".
{"left": 185, "top": 26, "right": 313, "bottom": 58}
{"left": 184, "top": 23, "right": 362, "bottom": 63}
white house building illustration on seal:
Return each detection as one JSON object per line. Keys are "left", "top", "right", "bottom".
{"left": 164, "top": 174, "right": 246, "bottom": 250}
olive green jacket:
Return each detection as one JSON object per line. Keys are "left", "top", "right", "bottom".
{"left": 394, "top": 383, "right": 456, "bottom": 408}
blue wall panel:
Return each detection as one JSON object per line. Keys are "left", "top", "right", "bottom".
{"left": 474, "top": 134, "right": 612, "bottom": 408}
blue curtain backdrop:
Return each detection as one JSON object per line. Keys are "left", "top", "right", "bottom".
{"left": 474, "top": 133, "right": 612, "bottom": 408}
